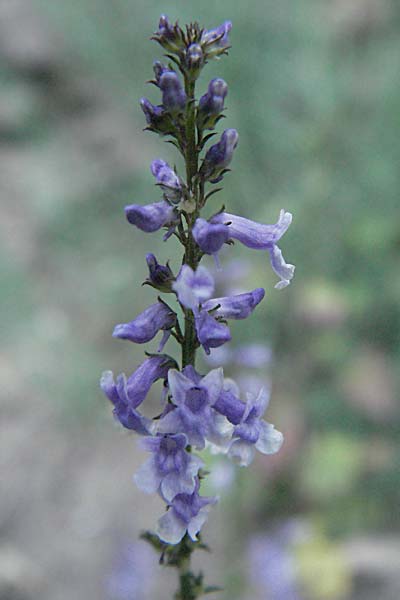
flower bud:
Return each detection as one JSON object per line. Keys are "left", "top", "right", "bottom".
{"left": 140, "top": 98, "right": 163, "bottom": 125}
{"left": 153, "top": 61, "right": 170, "bottom": 84}
{"left": 140, "top": 98, "right": 173, "bottom": 135}
{"left": 201, "top": 21, "right": 232, "bottom": 58}
{"left": 151, "top": 159, "right": 183, "bottom": 203}
{"left": 113, "top": 301, "right": 176, "bottom": 352}
{"left": 186, "top": 43, "right": 204, "bottom": 75}
{"left": 125, "top": 200, "right": 176, "bottom": 233}
{"left": 145, "top": 254, "right": 175, "bottom": 292}
{"left": 200, "top": 128, "right": 239, "bottom": 182}
{"left": 153, "top": 15, "right": 183, "bottom": 54}
{"left": 159, "top": 71, "right": 186, "bottom": 114}
{"left": 198, "top": 78, "right": 228, "bottom": 129}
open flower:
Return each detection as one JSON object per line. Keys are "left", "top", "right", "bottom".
{"left": 228, "top": 387, "right": 284, "bottom": 466}
{"left": 100, "top": 355, "right": 176, "bottom": 432}
{"left": 211, "top": 209, "right": 295, "bottom": 288}
{"left": 158, "top": 367, "right": 224, "bottom": 449}
{"left": 157, "top": 481, "right": 217, "bottom": 545}
{"left": 173, "top": 265, "right": 214, "bottom": 312}
{"left": 134, "top": 433, "right": 204, "bottom": 502}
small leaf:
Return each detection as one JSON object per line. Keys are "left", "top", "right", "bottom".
{"left": 204, "top": 187, "right": 223, "bottom": 202}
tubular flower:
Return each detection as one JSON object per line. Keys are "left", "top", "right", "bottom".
{"left": 228, "top": 387, "right": 284, "bottom": 466}
{"left": 211, "top": 209, "right": 295, "bottom": 288}
{"left": 202, "top": 288, "right": 265, "bottom": 320}
{"left": 134, "top": 433, "right": 204, "bottom": 502}
{"left": 159, "top": 71, "right": 187, "bottom": 114}
{"left": 125, "top": 200, "right": 176, "bottom": 233}
{"left": 157, "top": 367, "right": 224, "bottom": 449}
{"left": 100, "top": 355, "right": 176, "bottom": 431}
{"left": 112, "top": 301, "right": 176, "bottom": 352}
{"left": 151, "top": 159, "right": 183, "bottom": 203}
{"left": 157, "top": 482, "right": 217, "bottom": 545}
{"left": 198, "top": 78, "right": 228, "bottom": 129}
{"left": 200, "top": 128, "right": 239, "bottom": 182}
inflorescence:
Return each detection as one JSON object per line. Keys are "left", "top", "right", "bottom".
{"left": 101, "top": 13, "right": 295, "bottom": 585}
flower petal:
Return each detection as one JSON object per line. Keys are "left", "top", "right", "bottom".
{"left": 187, "top": 511, "right": 209, "bottom": 542}
{"left": 134, "top": 457, "right": 162, "bottom": 494}
{"left": 255, "top": 421, "right": 284, "bottom": 455}
{"left": 228, "top": 440, "right": 256, "bottom": 467}
{"left": 157, "top": 510, "right": 187, "bottom": 545}
{"left": 269, "top": 245, "right": 295, "bottom": 289}
{"left": 161, "top": 472, "right": 196, "bottom": 503}
{"left": 201, "top": 367, "right": 224, "bottom": 406}
{"left": 168, "top": 370, "right": 194, "bottom": 406}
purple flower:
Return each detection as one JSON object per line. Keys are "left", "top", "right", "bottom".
{"left": 199, "top": 78, "right": 228, "bottom": 113}
{"left": 100, "top": 372, "right": 151, "bottom": 435}
{"left": 198, "top": 78, "right": 228, "bottom": 128}
{"left": 150, "top": 159, "right": 183, "bottom": 203}
{"left": 186, "top": 43, "right": 204, "bottom": 71}
{"left": 152, "top": 61, "right": 170, "bottom": 84}
{"left": 201, "top": 21, "right": 232, "bottom": 58}
{"left": 145, "top": 253, "right": 175, "bottom": 292}
{"left": 213, "top": 387, "right": 246, "bottom": 425}
{"left": 154, "top": 15, "right": 182, "bottom": 54}
{"left": 140, "top": 98, "right": 164, "bottom": 126}
{"left": 228, "top": 387, "right": 283, "bottom": 466}
{"left": 192, "top": 218, "right": 230, "bottom": 256}
{"left": 157, "top": 481, "right": 217, "bottom": 544}
{"left": 112, "top": 302, "right": 176, "bottom": 352}
{"left": 200, "top": 128, "right": 239, "bottom": 182}
{"left": 211, "top": 209, "right": 295, "bottom": 288}
{"left": 157, "top": 367, "right": 224, "bottom": 449}
{"left": 159, "top": 71, "right": 186, "bottom": 114}
{"left": 100, "top": 355, "right": 176, "bottom": 432}
{"left": 173, "top": 265, "right": 214, "bottom": 312}
{"left": 134, "top": 433, "right": 204, "bottom": 502}
{"left": 125, "top": 200, "right": 176, "bottom": 233}
{"left": 195, "top": 309, "right": 231, "bottom": 355}
{"left": 202, "top": 288, "right": 265, "bottom": 320}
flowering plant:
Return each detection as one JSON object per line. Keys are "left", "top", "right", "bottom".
{"left": 101, "top": 15, "right": 294, "bottom": 599}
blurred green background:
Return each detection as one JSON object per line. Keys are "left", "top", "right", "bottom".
{"left": 1, "top": 1, "right": 399, "bottom": 599}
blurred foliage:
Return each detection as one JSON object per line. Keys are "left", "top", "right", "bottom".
{"left": 3, "top": 1, "right": 400, "bottom": 598}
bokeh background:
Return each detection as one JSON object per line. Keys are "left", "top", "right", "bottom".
{"left": 1, "top": 1, "right": 399, "bottom": 599}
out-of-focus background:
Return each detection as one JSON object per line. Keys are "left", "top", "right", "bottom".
{"left": 1, "top": 1, "right": 399, "bottom": 598}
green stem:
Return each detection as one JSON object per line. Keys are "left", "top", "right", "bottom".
{"left": 181, "top": 72, "right": 200, "bottom": 370}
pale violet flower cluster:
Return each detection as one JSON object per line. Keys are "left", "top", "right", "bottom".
{"left": 101, "top": 15, "right": 294, "bottom": 549}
